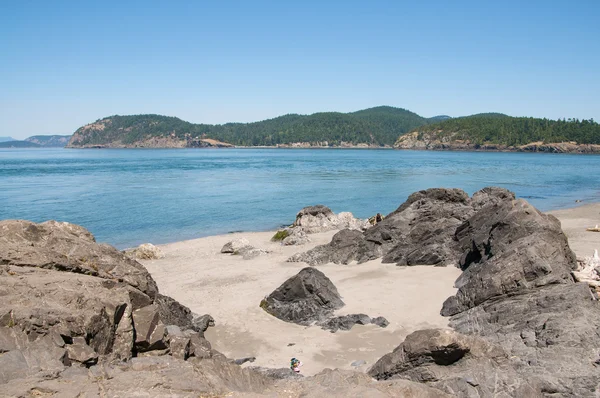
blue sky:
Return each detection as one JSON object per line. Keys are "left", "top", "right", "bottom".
{"left": 1, "top": 0, "right": 599, "bottom": 139}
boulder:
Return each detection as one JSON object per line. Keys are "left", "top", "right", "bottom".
{"left": 443, "top": 199, "right": 576, "bottom": 315}
{"left": 220, "top": 238, "right": 251, "bottom": 254}
{"left": 220, "top": 238, "right": 269, "bottom": 259}
{"left": 260, "top": 267, "right": 345, "bottom": 324}
{"left": 124, "top": 243, "right": 164, "bottom": 260}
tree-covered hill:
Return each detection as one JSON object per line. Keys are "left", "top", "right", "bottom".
{"left": 400, "top": 114, "right": 600, "bottom": 147}
{"left": 67, "top": 107, "right": 432, "bottom": 147}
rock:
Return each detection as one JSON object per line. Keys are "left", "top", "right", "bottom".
{"left": 260, "top": 267, "right": 345, "bottom": 324}
{"left": 0, "top": 220, "right": 158, "bottom": 298}
{"left": 288, "top": 229, "right": 365, "bottom": 265}
{"left": 132, "top": 304, "right": 168, "bottom": 353}
{"left": 66, "top": 337, "right": 98, "bottom": 366}
{"left": 282, "top": 227, "right": 311, "bottom": 246}
{"left": 155, "top": 293, "right": 194, "bottom": 331}
{"left": 188, "top": 332, "right": 213, "bottom": 359}
{"left": 296, "top": 368, "right": 452, "bottom": 397}
{"left": 351, "top": 359, "right": 367, "bottom": 367}
{"left": 220, "top": 238, "right": 269, "bottom": 259}
{"left": 443, "top": 198, "right": 576, "bottom": 315}
{"left": 220, "top": 238, "right": 250, "bottom": 254}
{"left": 288, "top": 187, "right": 516, "bottom": 267}
{"left": 124, "top": 243, "right": 164, "bottom": 260}
{"left": 166, "top": 325, "right": 192, "bottom": 360}
{"left": 292, "top": 205, "right": 369, "bottom": 234}
{"left": 240, "top": 247, "right": 270, "bottom": 260}
{"left": 366, "top": 190, "right": 600, "bottom": 396}
{"left": 319, "top": 313, "right": 372, "bottom": 332}
{"left": 192, "top": 314, "right": 215, "bottom": 337}
{"left": 368, "top": 329, "right": 491, "bottom": 380}
{"left": 371, "top": 316, "right": 389, "bottom": 328}
{"left": 233, "top": 356, "right": 256, "bottom": 365}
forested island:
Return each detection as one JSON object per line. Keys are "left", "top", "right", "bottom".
{"left": 67, "top": 107, "right": 436, "bottom": 148}
{"left": 66, "top": 107, "right": 600, "bottom": 153}
{"left": 396, "top": 114, "right": 600, "bottom": 153}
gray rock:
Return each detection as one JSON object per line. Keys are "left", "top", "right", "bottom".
{"left": 288, "top": 187, "right": 517, "bottom": 267}
{"left": 132, "top": 304, "right": 168, "bottom": 353}
{"left": 319, "top": 313, "right": 372, "bottom": 332}
{"left": 371, "top": 316, "right": 389, "bottom": 328}
{"left": 0, "top": 219, "right": 158, "bottom": 298}
{"left": 351, "top": 359, "right": 367, "bottom": 367}
{"left": 192, "top": 314, "right": 215, "bottom": 337}
{"left": 443, "top": 198, "right": 576, "bottom": 315}
{"left": 166, "top": 326, "right": 192, "bottom": 360}
{"left": 260, "top": 267, "right": 345, "bottom": 324}
{"left": 155, "top": 293, "right": 194, "bottom": 331}
{"left": 66, "top": 338, "right": 98, "bottom": 366}
{"left": 233, "top": 356, "right": 256, "bottom": 365}
{"left": 292, "top": 205, "right": 369, "bottom": 234}
{"left": 220, "top": 238, "right": 250, "bottom": 254}
{"left": 288, "top": 229, "right": 365, "bottom": 265}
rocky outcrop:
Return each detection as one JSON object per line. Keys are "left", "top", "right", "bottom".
{"left": 290, "top": 188, "right": 508, "bottom": 266}
{"left": 394, "top": 131, "right": 600, "bottom": 154}
{"left": 260, "top": 267, "right": 345, "bottom": 324}
{"left": 366, "top": 189, "right": 600, "bottom": 396}
{"left": 442, "top": 198, "right": 576, "bottom": 315}
{"left": 0, "top": 219, "right": 243, "bottom": 394}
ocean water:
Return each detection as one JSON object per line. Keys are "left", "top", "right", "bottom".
{"left": 1, "top": 148, "right": 599, "bottom": 249}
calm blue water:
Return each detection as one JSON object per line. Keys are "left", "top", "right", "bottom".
{"left": 1, "top": 148, "right": 599, "bottom": 249}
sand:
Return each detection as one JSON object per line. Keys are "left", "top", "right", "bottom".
{"left": 142, "top": 230, "right": 461, "bottom": 375}
{"left": 141, "top": 203, "right": 600, "bottom": 376}
{"left": 549, "top": 203, "right": 600, "bottom": 258}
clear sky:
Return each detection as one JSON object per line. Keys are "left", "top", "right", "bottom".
{"left": 1, "top": 0, "right": 599, "bottom": 139}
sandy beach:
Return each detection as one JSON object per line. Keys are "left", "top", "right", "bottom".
{"left": 141, "top": 203, "right": 600, "bottom": 376}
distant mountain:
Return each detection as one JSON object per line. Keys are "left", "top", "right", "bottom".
{"left": 427, "top": 115, "right": 452, "bottom": 123}
{"left": 25, "top": 135, "right": 71, "bottom": 147}
{"left": 395, "top": 114, "right": 600, "bottom": 153}
{"left": 0, "top": 136, "right": 15, "bottom": 142}
{"left": 67, "top": 106, "right": 432, "bottom": 148}
{"left": 0, "top": 140, "right": 41, "bottom": 148}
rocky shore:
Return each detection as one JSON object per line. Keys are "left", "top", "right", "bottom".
{"left": 395, "top": 131, "right": 600, "bottom": 153}
{"left": 1, "top": 189, "right": 600, "bottom": 396}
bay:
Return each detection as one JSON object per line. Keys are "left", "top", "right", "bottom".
{"left": 1, "top": 148, "right": 599, "bottom": 249}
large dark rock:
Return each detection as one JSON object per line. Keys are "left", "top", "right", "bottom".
{"left": 289, "top": 187, "right": 515, "bottom": 266}
{"left": 366, "top": 190, "right": 600, "bottom": 397}
{"left": 260, "top": 267, "right": 345, "bottom": 324}
{"left": 443, "top": 198, "right": 576, "bottom": 315}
